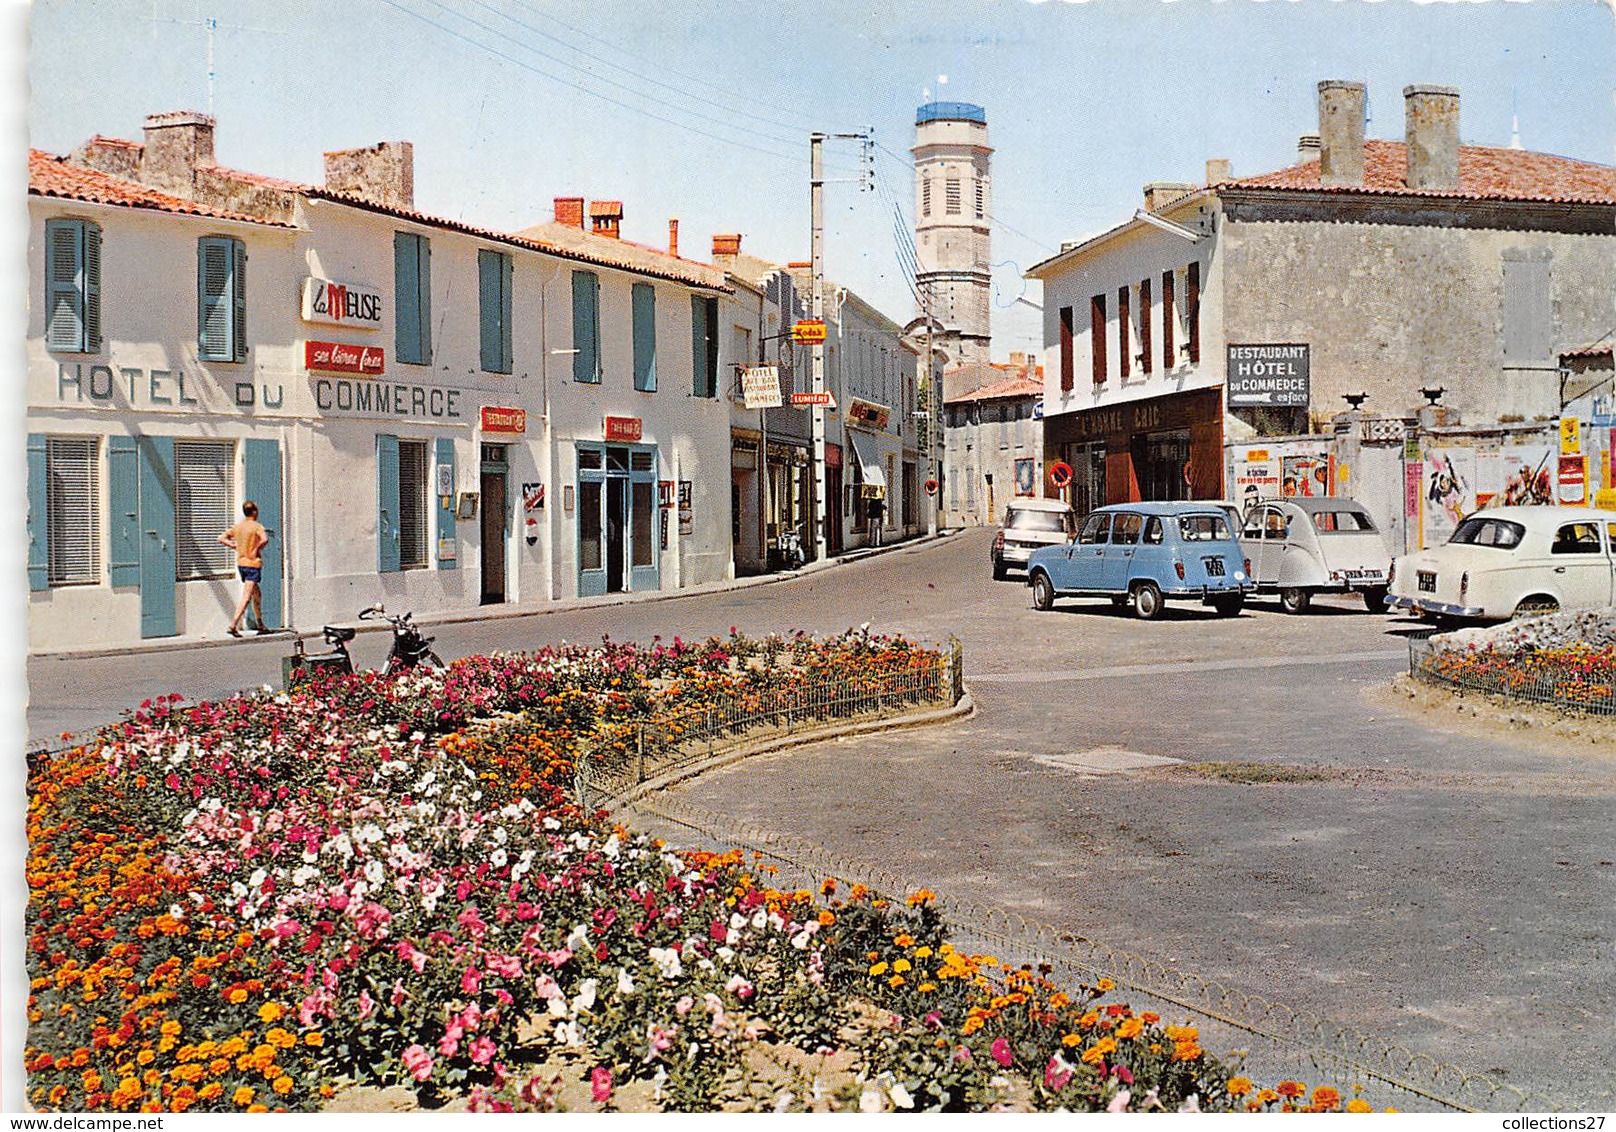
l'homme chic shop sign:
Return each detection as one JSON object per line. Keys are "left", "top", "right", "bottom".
{"left": 1227, "top": 344, "right": 1310, "bottom": 408}
{"left": 301, "top": 278, "right": 383, "bottom": 329}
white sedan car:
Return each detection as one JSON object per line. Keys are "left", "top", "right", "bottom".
{"left": 1387, "top": 505, "right": 1616, "bottom": 621}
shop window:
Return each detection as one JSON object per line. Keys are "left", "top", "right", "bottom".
{"left": 478, "top": 248, "right": 513, "bottom": 374}
{"left": 175, "top": 440, "right": 234, "bottom": 580}
{"left": 44, "top": 219, "right": 101, "bottom": 353}
{"left": 397, "top": 439, "right": 429, "bottom": 569}
{"left": 46, "top": 436, "right": 100, "bottom": 585}
{"left": 632, "top": 283, "right": 657, "bottom": 392}
{"left": 394, "top": 232, "right": 432, "bottom": 366}
{"left": 197, "top": 236, "right": 246, "bottom": 363}
{"left": 571, "top": 270, "right": 601, "bottom": 383}
{"left": 1090, "top": 295, "right": 1107, "bottom": 386}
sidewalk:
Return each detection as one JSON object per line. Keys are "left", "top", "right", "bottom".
{"left": 33, "top": 529, "right": 961, "bottom": 661}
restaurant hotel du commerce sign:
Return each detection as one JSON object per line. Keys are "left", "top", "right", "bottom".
{"left": 1226, "top": 344, "right": 1310, "bottom": 409}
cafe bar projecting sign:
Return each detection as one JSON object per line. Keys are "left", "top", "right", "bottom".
{"left": 1226, "top": 344, "right": 1310, "bottom": 408}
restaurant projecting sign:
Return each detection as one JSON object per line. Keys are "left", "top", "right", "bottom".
{"left": 1226, "top": 344, "right": 1310, "bottom": 408}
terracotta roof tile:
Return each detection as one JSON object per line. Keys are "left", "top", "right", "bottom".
{"left": 1562, "top": 344, "right": 1614, "bottom": 360}
{"left": 28, "top": 149, "right": 292, "bottom": 227}
{"left": 1226, "top": 140, "right": 1616, "bottom": 205}
{"left": 946, "top": 371, "right": 1044, "bottom": 404}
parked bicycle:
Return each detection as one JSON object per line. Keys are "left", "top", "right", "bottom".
{"left": 283, "top": 604, "right": 445, "bottom": 687}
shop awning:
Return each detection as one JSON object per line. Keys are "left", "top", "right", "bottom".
{"left": 846, "top": 429, "right": 886, "bottom": 488}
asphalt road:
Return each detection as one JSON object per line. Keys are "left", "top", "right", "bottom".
{"left": 26, "top": 529, "right": 1616, "bottom": 1107}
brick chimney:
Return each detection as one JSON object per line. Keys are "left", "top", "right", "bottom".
{"left": 1404, "top": 84, "right": 1460, "bottom": 191}
{"left": 1143, "top": 182, "right": 1194, "bottom": 211}
{"left": 667, "top": 218, "right": 679, "bottom": 257}
{"left": 1204, "top": 158, "right": 1231, "bottom": 186}
{"left": 589, "top": 200, "right": 623, "bottom": 239}
{"left": 712, "top": 233, "right": 743, "bottom": 259}
{"left": 553, "top": 197, "right": 584, "bottom": 228}
{"left": 1317, "top": 80, "right": 1366, "bottom": 187}
{"left": 323, "top": 141, "right": 414, "bottom": 209}
{"left": 141, "top": 111, "right": 215, "bottom": 198}
{"left": 1296, "top": 134, "right": 1321, "bottom": 165}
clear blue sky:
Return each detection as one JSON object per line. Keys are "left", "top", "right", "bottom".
{"left": 22, "top": 0, "right": 1616, "bottom": 363}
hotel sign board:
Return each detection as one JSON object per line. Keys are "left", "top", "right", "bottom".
{"left": 1227, "top": 344, "right": 1310, "bottom": 408}
{"left": 740, "top": 366, "right": 783, "bottom": 409}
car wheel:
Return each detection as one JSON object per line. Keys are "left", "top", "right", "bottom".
{"left": 1132, "top": 581, "right": 1163, "bottom": 621}
{"left": 1031, "top": 572, "right": 1055, "bottom": 612}
{"left": 1361, "top": 585, "right": 1389, "bottom": 612}
{"left": 1279, "top": 587, "right": 1312, "bottom": 615}
{"left": 1512, "top": 595, "right": 1559, "bottom": 620}
{"left": 1212, "top": 594, "right": 1244, "bottom": 617}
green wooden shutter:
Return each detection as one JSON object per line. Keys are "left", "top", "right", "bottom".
{"left": 479, "top": 249, "right": 512, "bottom": 373}
{"left": 501, "top": 252, "right": 513, "bottom": 372}
{"left": 633, "top": 283, "right": 657, "bottom": 392}
{"left": 572, "top": 270, "right": 599, "bottom": 383}
{"left": 83, "top": 223, "right": 102, "bottom": 352}
{"left": 108, "top": 435, "right": 140, "bottom": 588}
{"left": 231, "top": 238, "right": 247, "bottom": 362}
{"left": 395, "top": 233, "right": 433, "bottom": 365}
{"left": 44, "top": 219, "right": 84, "bottom": 352}
{"left": 197, "top": 237, "right": 233, "bottom": 361}
{"left": 26, "top": 434, "right": 47, "bottom": 591}
{"left": 436, "top": 437, "right": 457, "bottom": 570}
{"left": 691, "top": 295, "right": 716, "bottom": 397}
{"left": 418, "top": 236, "right": 432, "bottom": 365}
{"left": 377, "top": 434, "right": 401, "bottom": 572}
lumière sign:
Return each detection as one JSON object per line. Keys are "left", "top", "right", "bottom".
{"left": 1227, "top": 344, "right": 1310, "bottom": 408}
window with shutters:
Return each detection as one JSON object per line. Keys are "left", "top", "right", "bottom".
{"left": 632, "top": 283, "right": 657, "bottom": 392}
{"left": 197, "top": 236, "right": 246, "bottom": 363}
{"left": 175, "top": 440, "right": 235, "bottom": 580}
{"left": 45, "top": 219, "right": 102, "bottom": 353}
{"left": 1186, "top": 261, "right": 1201, "bottom": 365}
{"left": 922, "top": 178, "right": 931, "bottom": 217}
{"left": 945, "top": 178, "right": 961, "bottom": 215}
{"left": 397, "top": 439, "right": 429, "bottom": 569}
{"left": 395, "top": 232, "right": 432, "bottom": 366}
{"left": 1161, "top": 270, "right": 1176, "bottom": 369}
{"left": 974, "top": 178, "right": 985, "bottom": 219}
{"left": 691, "top": 295, "right": 718, "bottom": 398}
{"left": 46, "top": 436, "right": 99, "bottom": 585}
{"left": 1059, "top": 305, "right": 1075, "bottom": 392}
{"left": 572, "top": 270, "right": 601, "bottom": 383}
{"left": 1117, "top": 286, "right": 1131, "bottom": 380}
{"left": 1138, "top": 278, "right": 1153, "bottom": 373}
{"left": 478, "top": 248, "right": 512, "bottom": 373}
{"left": 1090, "top": 295, "right": 1107, "bottom": 386}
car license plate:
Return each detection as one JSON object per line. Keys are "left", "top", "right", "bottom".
{"left": 1342, "top": 569, "right": 1383, "bottom": 581}
{"left": 1417, "top": 570, "right": 1437, "bottom": 593}
{"left": 1203, "top": 557, "right": 1226, "bottom": 577}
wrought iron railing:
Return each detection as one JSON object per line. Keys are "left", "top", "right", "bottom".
{"left": 1408, "top": 637, "right": 1616, "bottom": 715}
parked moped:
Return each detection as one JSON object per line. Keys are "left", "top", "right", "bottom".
{"left": 283, "top": 604, "right": 445, "bottom": 687}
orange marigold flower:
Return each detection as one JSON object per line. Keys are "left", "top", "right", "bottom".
{"left": 1276, "top": 1081, "right": 1306, "bottom": 1099}
{"left": 906, "top": 889, "right": 936, "bottom": 906}
{"left": 1061, "top": 1033, "right": 1083, "bottom": 1048}
{"left": 227, "top": 989, "right": 248, "bottom": 1005}
{"left": 233, "top": 1087, "right": 255, "bottom": 1107}
{"left": 158, "top": 1020, "right": 181, "bottom": 1037}
{"left": 1312, "top": 1086, "right": 1342, "bottom": 1109}
{"left": 1346, "top": 1099, "right": 1374, "bottom": 1113}
{"left": 817, "top": 910, "right": 836, "bottom": 926}
{"left": 1257, "top": 1089, "right": 1280, "bottom": 1104}
{"left": 1116, "top": 1017, "right": 1144, "bottom": 1041}
{"left": 1226, "top": 1076, "right": 1254, "bottom": 1098}
{"left": 304, "top": 1032, "right": 324, "bottom": 1047}
{"left": 257, "top": 1003, "right": 284, "bottom": 1024}
{"left": 265, "top": 1028, "right": 296, "bottom": 1049}
{"left": 272, "top": 1076, "right": 294, "bottom": 1096}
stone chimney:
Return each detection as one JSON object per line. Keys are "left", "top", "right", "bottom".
{"left": 1143, "top": 182, "right": 1195, "bottom": 211}
{"left": 712, "top": 233, "right": 743, "bottom": 259}
{"left": 589, "top": 200, "right": 623, "bottom": 239}
{"left": 141, "top": 111, "right": 216, "bottom": 198}
{"left": 1204, "top": 158, "right": 1231, "bottom": 186}
{"left": 323, "top": 141, "right": 414, "bottom": 209}
{"left": 1404, "top": 84, "right": 1460, "bottom": 192}
{"left": 1317, "top": 80, "right": 1366, "bottom": 187}
{"left": 667, "top": 218, "right": 679, "bottom": 257}
{"left": 1297, "top": 134, "right": 1321, "bottom": 164}
{"left": 553, "top": 197, "right": 584, "bottom": 228}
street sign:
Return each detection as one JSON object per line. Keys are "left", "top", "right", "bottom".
{"left": 1226, "top": 343, "right": 1310, "bottom": 408}
{"left": 740, "top": 366, "right": 783, "bottom": 409}
{"left": 790, "top": 391, "right": 835, "bottom": 407}
{"left": 792, "top": 319, "right": 827, "bottom": 344}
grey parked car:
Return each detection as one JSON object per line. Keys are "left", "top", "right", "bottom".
{"left": 1237, "top": 497, "right": 1392, "bottom": 613}
{"left": 991, "top": 497, "right": 1077, "bottom": 579}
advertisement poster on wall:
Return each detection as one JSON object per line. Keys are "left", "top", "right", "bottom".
{"left": 1228, "top": 441, "right": 1328, "bottom": 509}
{"left": 1014, "top": 458, "right": 1035, "bottom": 497}
{"left": 1422, "top": 448, "right": 1476, "bottom": 547}
{"left": 1281, "top": 454, "right": 1329, "bottom": 498}
{"left": 1500, "top": 447, "right": 1555, "bottom": 505}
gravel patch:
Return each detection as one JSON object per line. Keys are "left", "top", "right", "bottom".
{"left": 1433, "top": 607, "right": 1616, "bottom": 653}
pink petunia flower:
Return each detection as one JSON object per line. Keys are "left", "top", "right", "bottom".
{"left": 402, "top": 1044, "right": 434, "bottom": 1082}
{"left": 590, "top": 1067, "right": 613, "bottom": 1104}
{"left": 991, "top": 1038, "right": 1014, "bottom": 1068}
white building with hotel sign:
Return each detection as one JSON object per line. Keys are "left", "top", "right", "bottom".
{"left": 26, "top": 111, "right": 734, "bottom": 652}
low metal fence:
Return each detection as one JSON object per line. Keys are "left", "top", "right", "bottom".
{"left": 575, "top": 639, "right": 963, "bottom": 811}
{"left": 1409, "top": 637, "right": 1616, "bottom": 715}
{"left": 628, "top": 793, "right": 1557, "bottom": 1115}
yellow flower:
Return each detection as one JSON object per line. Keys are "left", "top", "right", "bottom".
{"left": 265, "top": 1027, "right": 296, "bottom": 1050}
{"left": 914, "top": 946, "right": 933, "bottom": 959}
{"left": 257, "top": 1003, "right": 284, "bottom": 1024}
{"left": 887, "top": 975, "right": 907, "bottom": 988}
{"left": 159, "top": 1020, "right": 182, "bottom": 1037}
{"left": 868, "top": 962, "right": 889, "bottom": 977}
{"left": 918, "top": 982, "right": 937, "bottom": 993}
{"left": 273, "top": 1076, "right": 294, "bottom": 1096}
{"left": 1116, "top": 1017, "right": 1144, "bottom": 1041}
{"left": 303, "top": 1032, "right": 324, "bottom": 1047}
{"left": 233, "top": 1087, "right": 255, "bottom": 1107}
{"left": 1095, "top": 978, "right": 1115, "bottom": 993}
{"left": 227, "top": 989, "right": 248, "bottom": 1005}
{"left": 1257, "top": 1089, "right": 1279, "bottom": 1104}
{"left": 1226, "top": 1076, "right": 1253, "bottom": 1098}
{"left": 1061, "top": 1033, "right": 1083, "bottom": 1048}
{"left": 1346, "top": 1099, "right": 1373, "bottom": 1113}
{"left": 199, "top": 1082, "right": 223, "bottom": 1101}
{"left": 893, "top": 959, "right": 912, "bottom": 974}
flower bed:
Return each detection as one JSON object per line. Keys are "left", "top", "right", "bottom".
{"left": 28, "top": 630, "right": 1375, "bottom": 1113}
{"left": 1416, "top": 638, "right": 1616, "bottom": 715}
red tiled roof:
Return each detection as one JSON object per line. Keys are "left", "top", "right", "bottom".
{"left": 1225, "top": 140, "right": 1616, "bottom": 205}
{"left": 28, "top": 149, "right": 292, "bottom": 227}
{"left": 946, "top": 372, "right": 1043, "bottom": 404}
{"left": 1562, "top": 344, "right": 1614, "bottom": 360}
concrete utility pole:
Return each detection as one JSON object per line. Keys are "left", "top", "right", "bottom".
{"left": 810, "top": 132, "right": 828, "bottom": 564}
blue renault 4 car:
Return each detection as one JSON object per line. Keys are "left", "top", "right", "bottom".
{"left": 1026, "top": 501, "right": 1254, "bottom": 620}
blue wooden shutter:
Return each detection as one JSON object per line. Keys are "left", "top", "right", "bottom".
{"left": 83, "top": 223, "right": 102, "bottom": 352}
{"left": 44, "top": 219, "right": 84, "bottom": 351}
{"left": 136, "top": 436, "right": 177, "bottom": 638}
{"left": 377, "top": 434, "right": 401, "bottom": 572}
{"left": 435, "top": 437, "right": 457, "bottom": 570}
{"left": 108, "top": 435, "right": 140, "bottom": 588}
{"left": 26, "top": 434, "right": 47, "bottom": 590}
{"left": 479, "top": 249, "right": 512, "bottom": 373}
{"left": 691, "top": 295, "right": 717, "bottom": 397}
{"left": 417, "top": 237, "right": 432, "bottom": 365}
{"left": 243, "top": 439, "right": 283, "bottom": 627}
{"left": 197, "top": 237, "right": 233, "bottom": 361}
{"left": 395, "top": 233, "right": 431, "bottom": 365}
{"left": 501, "top": 252, "right": 513, "bottom": 372}
{"left": 572, "top": 270, "right": 599, "bottom": 383}
{"left": 633, "top": 283, "right": 657, "bottom": 392}
{"left": 231, "top": 238, "right": 247, "bottom": 362}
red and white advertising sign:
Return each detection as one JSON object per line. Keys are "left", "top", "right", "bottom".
{"left": 846, "top": 397, "right": 892, "bottom": 431}
{"left": 480, "top": 406, "right": 527, "bottom": 435}
{"left": 604, "top": 416, "right": 643, "bottom": 442}
{"left": 1559, "top": 454, "right": 1587, "bottom": 504}
{"left": 305, "top": 340, "right": 385, "bottom": 376}
{"left": 789, "top": 391, "right": 835, "bottom": 407}
{"left": 301, "top": 278, "right": 383, "bottom": 329}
